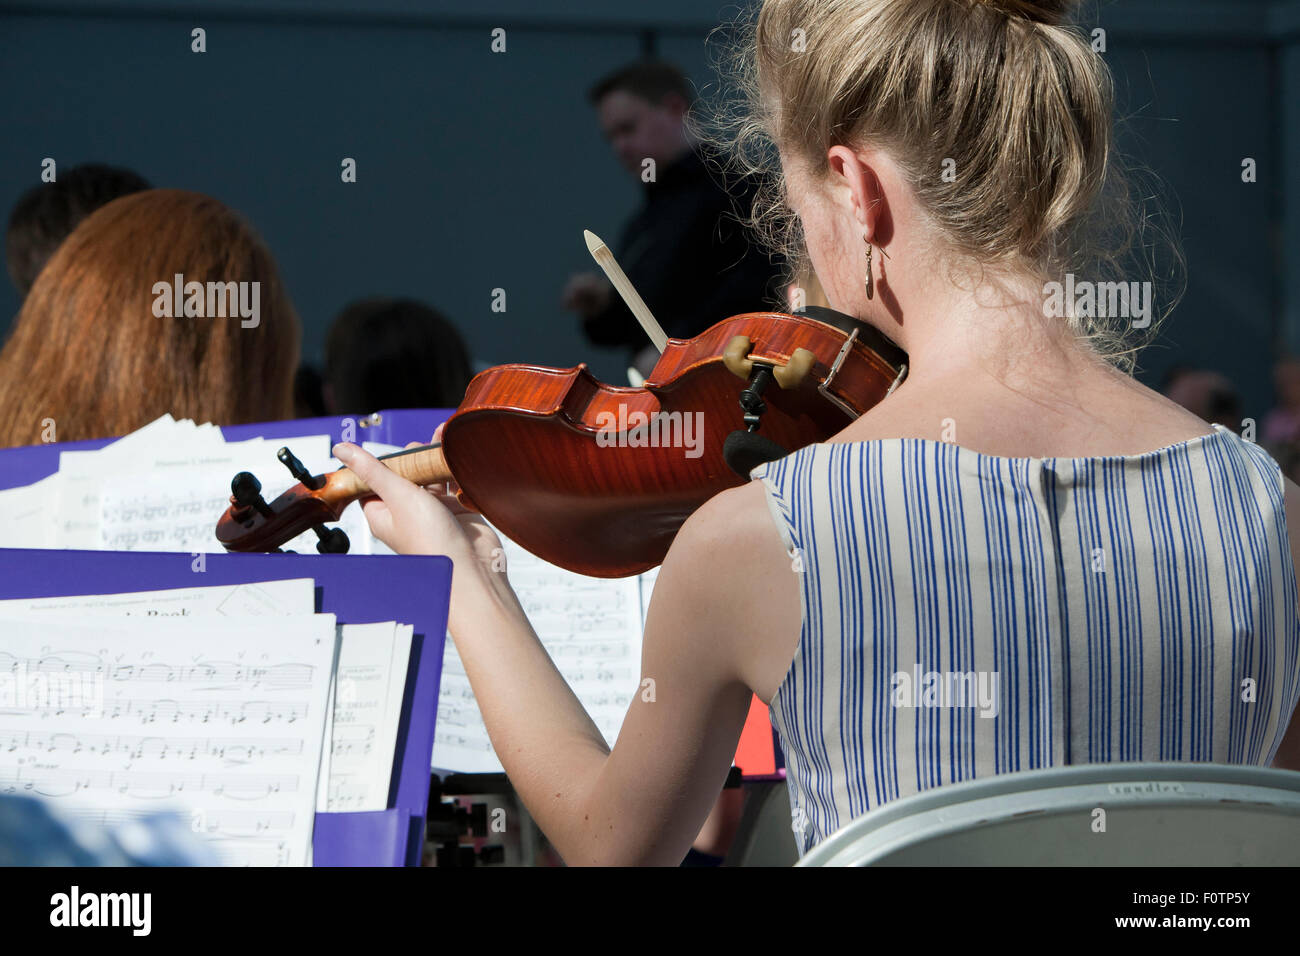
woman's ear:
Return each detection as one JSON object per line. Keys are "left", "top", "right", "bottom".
{"left": 826, "top": 145, "right": 886, "bottom": 241}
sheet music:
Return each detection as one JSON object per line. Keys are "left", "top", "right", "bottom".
{"left": 93, "top": 435, "right": 331, "bottom": 553}
{"left": 93, "top": 438, "right": 392, "bottom": 555}
{"left": 0, "top": 613, "right": 337, "bottom": 867}
{"left": 0, "top": 579, "right": 316, "bottom": 619}
{"left": 0, "top": 580, "right": 412, "bottom": 820}
{"left": 0, "top": 416, "right": 405, "bottom": 556}
{"left": 0, "top": 581, "right": 410, "bottom": 814}
{"left": 53, "top": 415, "right": 209, "bottom": 549}
{"left": 322, "top": 623, "right": 412, "bottom": 812}
{"left": 0, "top": 474, "right": 58, "bottom": 549}
{"left": 432, "top": 531, "right": 650, "bottom": 774}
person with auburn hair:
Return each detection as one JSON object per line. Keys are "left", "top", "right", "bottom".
{"left": 335, "top": 0, "right": 1299, "bottom": 864}
{"left": 0, "top": 189, "right": 299, "bottom": 447}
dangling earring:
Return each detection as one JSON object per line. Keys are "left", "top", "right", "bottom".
{"left": 864, "top": 235, "right": 890, "bottom": 301}
{"left": 864, "top": 237, "right": 874, "bottom": 300}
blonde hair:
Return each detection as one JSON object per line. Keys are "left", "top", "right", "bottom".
{"left": 699, "top": 0, "right": 1182, "bottom": 372}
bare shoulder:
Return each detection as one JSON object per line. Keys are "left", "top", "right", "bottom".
{"left": 664, "top": 480, "right": 791, "bottom": 597}
{"left": 667, "top": 479, "right": 775, "bottom": 553}
{"left": 655, "top": 479, "right": 802, "bottom": 705}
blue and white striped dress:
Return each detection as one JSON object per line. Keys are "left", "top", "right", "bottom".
{"left": 750, "top": 424, "right": 1300, "bottom": 856}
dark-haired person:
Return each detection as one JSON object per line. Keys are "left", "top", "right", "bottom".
{"left": 0, "top": 189, "right": 299, "bottom": 446}
{"left": 5, "top": 163, "right": 151, "bottom": 298}
{"left": 341, "top": 0, "right": 1300, "bottom": 864}
{"left": 563, "top": 59, "right": 782, "bottom": 377}
{"left": 322, "top": 297, "right": 473, "bottom": 413}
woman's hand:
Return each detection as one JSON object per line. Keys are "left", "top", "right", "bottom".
{"left": 331, "top": 426, "right": 502, "bottom": 569}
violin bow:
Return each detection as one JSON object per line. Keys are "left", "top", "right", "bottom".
{"left": 584, "top": 229, "right": 668, "bottom": 353}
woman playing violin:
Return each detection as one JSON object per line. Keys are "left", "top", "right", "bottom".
{"left": 335, "top": 0, "right": 1300, "bottom": 863}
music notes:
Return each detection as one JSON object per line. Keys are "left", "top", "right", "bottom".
{"left": 0, "top": 578, "right": 417, "bottom": 859}
{"left": 319, "top": 622, "right": 412, "bottom": 813}
{"left": 0, "top": 613, "right": 336, "bottom": 867}
{"left": 0, "top": 653, "right": 316, "bottom": 689}
{"left": 0, "top": 413, "right": 391, "bottom": 554}
{"left": 432, "top": 530, "right": 653, "bottom": 774}
{"left": 0, "top": 766, "right": 301, "bottom": 798}
{"left": 0, "top": 729, "right": 306, "bottom": 761}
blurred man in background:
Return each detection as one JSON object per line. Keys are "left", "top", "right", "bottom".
{"left": 563, "top": 60, "right": 781, "bottom": 379}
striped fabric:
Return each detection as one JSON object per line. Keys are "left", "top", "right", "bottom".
{"left": 749, "top": 424, "right": 1300, "bottom": 856}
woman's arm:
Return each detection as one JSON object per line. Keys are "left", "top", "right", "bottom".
{"left": 334, "top": 441, "right": 792, "bottom": 865}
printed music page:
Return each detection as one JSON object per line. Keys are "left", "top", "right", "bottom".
{"left": 322, "top": 622, "right": 412, "bottom": 812}
{"left": 0, "top": 579, "right": 316, "bottom": 618}
{"left": 0, "top": 613, "right": 337, "bottom": 866}
{"left": 432, "top": 530, "right": 645, "bottom": 774}
{"left": 0, "top": 581, "right": 411, "bottom": 816}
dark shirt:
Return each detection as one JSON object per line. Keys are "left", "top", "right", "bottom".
{"left": 582, "top": 145, "right": 783, "bottom": 356}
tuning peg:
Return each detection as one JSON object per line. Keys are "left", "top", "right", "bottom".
{"left": 311, "top": 525, "right": 350, "bottom": 554}
{"left": 277, "top": 447, "right": 325, "bottom": 490}
{"left": 231, "top": 472, "right": 273, "bottom": 518}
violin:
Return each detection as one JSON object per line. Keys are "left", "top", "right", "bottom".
{"left": 215, "top": 308, "right": 907, "bottom": 577}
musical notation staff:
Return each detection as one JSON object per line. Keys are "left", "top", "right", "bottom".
{"left": 0, "top": 766, "right": 300, "bottom": 797}
{"left": 67, "top": 805, "right": 296, "bottom": 836}
{"left": 0, "top": 612, "right": 336, "bottom": 866}
{"left": 329, "top": 726, "right": 375, "bottom": 758}
{"left": 0, "top": 729, "right": 305, "bottom": 760}
{"left": 0, "top": 651, "right": 316, "bottom": 687}
{"left": 432, "top": 528, "right": 649, "bottom": 773}
{"left": 0, "top": 696, "right": 311, "bottom": 725}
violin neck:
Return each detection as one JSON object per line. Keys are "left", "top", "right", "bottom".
{"left": 328, "top": 443, "right": 452, "bottom": 501}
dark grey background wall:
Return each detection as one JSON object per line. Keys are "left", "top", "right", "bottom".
{"left": 0, "top": 0, "right": 1296, "bottom": 418}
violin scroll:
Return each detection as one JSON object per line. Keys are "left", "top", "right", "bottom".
{"left": 216, "top": 442, "right": 455, "bottom": 555}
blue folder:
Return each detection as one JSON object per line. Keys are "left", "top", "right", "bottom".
{"left": 0, "top": 409, "right": 456, "bottom": 866}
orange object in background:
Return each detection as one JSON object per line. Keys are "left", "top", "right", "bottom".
{"left": 733, "top": 694, "right": 777, "bottom": 776}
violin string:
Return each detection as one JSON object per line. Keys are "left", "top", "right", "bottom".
{"left": 375, "top": 441, "right": 440, "bottom": 462}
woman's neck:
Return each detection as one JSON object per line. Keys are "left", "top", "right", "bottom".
{"left": 878, "top": 268, "right": 1112, "bottom": 392}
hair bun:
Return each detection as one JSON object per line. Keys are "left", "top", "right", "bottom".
{"left": 977, "top": 0, "right": 1077, "bottom": 26}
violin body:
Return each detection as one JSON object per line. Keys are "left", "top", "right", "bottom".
{"left": 216, "top": 310, "right": 906, "bottom": 577}
{"left": 443, "top": 312, "right": 901, "bottom": 576}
